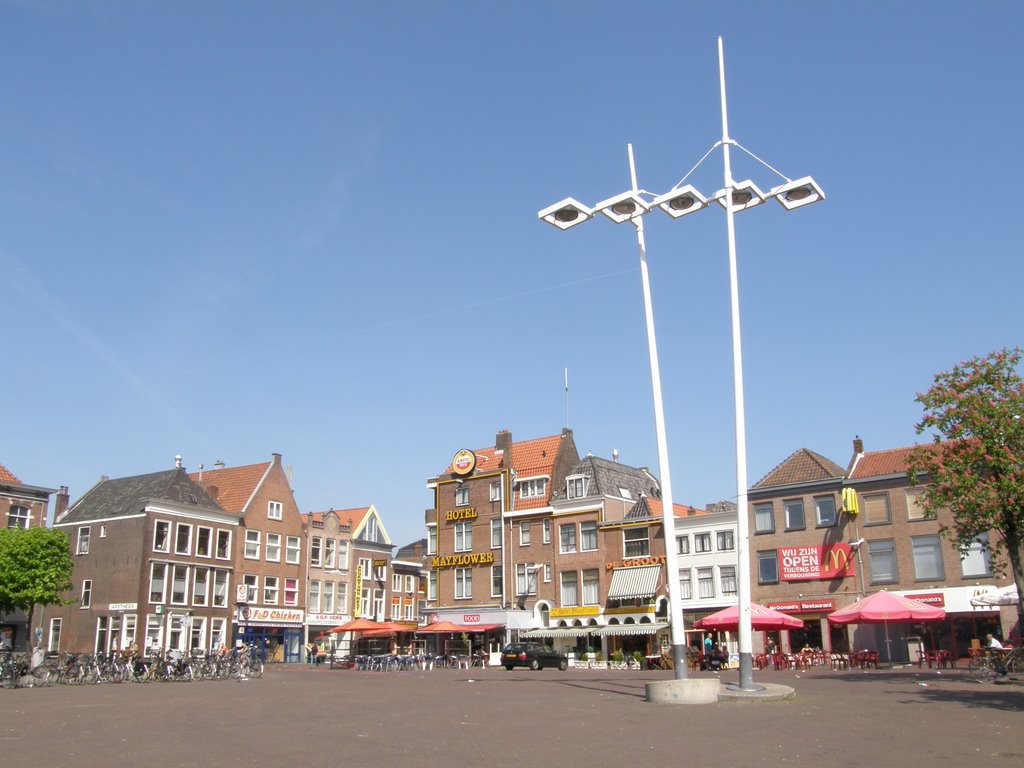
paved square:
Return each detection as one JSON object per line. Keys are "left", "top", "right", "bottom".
{"left": 4, "top": 665, "right": 1021, "bottom": 767}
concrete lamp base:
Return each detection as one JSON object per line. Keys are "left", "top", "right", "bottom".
{"left": 645, "top": 678, "right": 720, "bottom": 705}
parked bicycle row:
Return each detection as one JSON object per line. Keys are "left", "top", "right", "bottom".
{"left": 1, "top": 646, "right": 264, "bottom": 689}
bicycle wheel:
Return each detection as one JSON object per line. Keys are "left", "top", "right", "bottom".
{"left": 31, "top": 666, "right": 52, "bottom": 687}
{"left": 249, "top": 661, "right": 263, "bottom": 679}
{"left": 969, "top": 656, "right": 993, "bottom": 682}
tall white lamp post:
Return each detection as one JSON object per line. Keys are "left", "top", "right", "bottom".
{"left": 539, "top": 36, "right": 823, "bottom": 692}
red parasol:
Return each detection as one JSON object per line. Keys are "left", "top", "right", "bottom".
{"left": 694, "top": 602, "right": 804, "bottom": 631}
{"left": 827, "top": 591, "right": 945, "bottom": 624}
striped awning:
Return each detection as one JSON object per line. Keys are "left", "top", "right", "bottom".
{"left": 606, "top": 565, "right": 661, "bottom": 600}
{"left": 594, "top": 622, "right": 669, "bottom": 637}
{"left": 521, "top": 627, "right": 598, "bottom": 638}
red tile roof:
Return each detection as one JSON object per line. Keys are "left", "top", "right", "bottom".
{"left": 646, "top": 498, "right": 708, "bottom": 518}
{"left": 189, "top": 462, "right": 270, "bottom": 514}
{"left": 308, "top": 506, "right": 371, "bottom": 528}
{"left": 0, "top": 463, "right": 20, "bottom": 484}
{"left": 848, "top": 445, "right": 921, "bottom": 479}
{"left": 752, "top": 448, "right": 846, "bottom": 489}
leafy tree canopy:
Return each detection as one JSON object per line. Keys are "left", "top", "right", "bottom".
{"left": 0, "top": 527, "right": 74, "bottom": 617}
{"left": 907, "top": 347, "right": 1024, "bottom": 629}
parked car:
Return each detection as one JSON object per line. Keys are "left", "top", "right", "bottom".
{"left": 501, "top": 642, "right": 568, "bottom": 671}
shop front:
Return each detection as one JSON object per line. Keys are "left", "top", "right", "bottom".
{"left": 897, "top": 586, "right": 1004, "bottom": 662}
{"left": 763, "top": 598, "right": 838, "bottom": 653}
{"left": 234, "top": 606, "right": 304, "bottom": 663}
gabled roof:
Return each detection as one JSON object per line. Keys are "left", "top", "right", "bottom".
{"left": 189, "top": 462, "right": 271, "bottom": 514}
{"left": 551, "top": 455, "right": 661, "bottom": 502}
{"left": 622, "top": 495, "right": 705, "bottom": 521}
{"left": 317, "top": 505, "right": 393, "bottom": 547}
{"left": 55, "top": 468, "right": 225, "bottom": 524}
{"left": 752, "top": 448, "right": 846, "bottom": 489}
{"left": 0, "top": 462, "right": 20, "bottom": 484}
{"left": 848, "top": 445, "right": 919, "bottom": 480}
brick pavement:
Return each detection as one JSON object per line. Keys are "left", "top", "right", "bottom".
{"left": 2, "top": 664, "right": 1021, "bottom": 767}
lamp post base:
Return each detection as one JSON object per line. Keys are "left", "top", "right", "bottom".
{"left": 645, "top": 678, "right": 719, "bottom": 705}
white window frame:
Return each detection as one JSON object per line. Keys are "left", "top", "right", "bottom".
{"left": 263, "top": 576, "right": 279, "bottom": 605}
{"left": 491, "top": 518, "right": 502, "bottom": 548}
{"left": 519, "top": 521, "right": 531, "bottom": 546}
{"left": 212, "top": 570, "right": 229, "bottom": 607}
{"left": 286, "top": 535, "right": 301, "bottom": 565}
{"left": 694, "top": 533, "right": 712, "bottom": 553}
{"left": 559, "top": 523, "right": 577, "bottom": 554}
{"left": 265, "top": 532, "right": 282, "bottom": 563}
{"left": 310, "top": 536, "right": 322, "bottom": 567}
{"left": 149, "top": 563, "right": 167, "bottom": 603}
{"left": 192, "top": 567, "right": 209, "bottom": 606}
{"left": 455, "top": 520, "right": 473, "bottom": 552}
{"left": 268, "top": 500, "right": 283, "bottom": 520}
{"left": 153, "top": 520, "right": 171, "bottom": 553}
{"left": 911, "top": 535, "right": 944, "bottom": 581}
{"left": 77, "top": 526, "right": 91, "bottom": 555}
{"left": 455, "top": 486, "right": 470, "bottom": 506}
{"left": 566, "top": 475, "right": 587, "bottom": 499}
{"left": 7, "top": 504, "right": 30, "bottom": 528}
{"left": 243, "top": 574, "right": 259, "bottom": 603}
{"left": 960, "top": 534, "right": 992, "bottom": 577}
{"left": 174, "top": 523, "right": 192, "bottom": 556}
{"left": 216, "top": 530, "right": 231, "bottom": 560}
{"left": 489, "top": 481, "right": 502, "bottom": 502}
{"left": 814, "top": 495, "right": 837, "bottom": 527}
{"left": 580, "top": 521, "right": 598, "bottom": 551}
{"left": 754, "top": 503, "right": 775, "bottom": 534}
{"left": 81, "top": 579, "right": 92, "bottom": 608}
{"left": 338, "top": 540, "right": 349, "bottom": 570}
{"left": 623, "top": 526, "right": 650, "bottom": 558}
{"left": 284, "top": 578, "right": 298, "bottom": 607}
{"left": 244, "top": 530, "right": 260, "bottom": 559}
{"left": 560, "top": 570, "right": 579, "bottom": 606}
{"left": 196, "top": 526, "right": 213, "bottom": 558}
{"left": 454, "top": 567, "right": 472, "bottom": 600}
{"left": 543, "top": 518, "right": 551, "bottom": 544}
{"left": 170, "top": 565, "right": 189, "bottom": 606}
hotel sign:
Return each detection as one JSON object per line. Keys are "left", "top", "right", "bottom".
{"left": 778, "top": 544, "right": 854, "bottom": 581}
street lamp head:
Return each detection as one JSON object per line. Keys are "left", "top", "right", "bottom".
{"left": 651, "top": 185, "right": 709, "bottom": 219}
{"left": 769, "top": 176, "right": 826, "bottom": 211}
{"left": 594, "top": 191, "right": 651, "bottom": 224}
{"left": 713, "top": 180, "right": 767, "bottom": 213}
{"left": 538, "top": 197, "right": 594, "bottom": 230}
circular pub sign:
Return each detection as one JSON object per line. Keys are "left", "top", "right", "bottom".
{"left": 451, "top": 449, "right": 477, "bottom": 477}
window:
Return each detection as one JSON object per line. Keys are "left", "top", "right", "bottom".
{"left": 544, "top": 564, "right": 551, "bottom": 583}
{"left": 309, "top": 581, "right": 321, "bottom": 613}
{"left": 323, "top": 581, "right": 335, "bottom": 614}
{"left": 961, "top": 534, "right": 992, "bottom": 577}
{"left": 305, "top": 536, "right": 320, "bottom": 567}
{"left": 392, "top": 573, "right": 402, "bottom": 592}
{"left": 489, "top": 481, "right": 502, "bottom": 502}
{"left": 325, "top": 538, "right": 337, "bottom": 569}
{"left": 863, "top": 493, "right": 891, "bottom": 525}
{"left": 243, "top": 574, "right": 258, "bottom": 602}
{"left": 7, "top": 504, "right": 30, "bottom": 528}
{"left": 268, "top": 500, "right": 283, "bottom": 520}
{"left": 720, "top": 565, "right": 737, "bottom": 596}
{"left": 694, "top": 533, "right": 712, "bottom": 553}
{"left": 77, "top": 526, "right": 91, "bottom": 555}
{"left": 677, "top": 535, "right": 690, "bottom": 555}
{"left": 491, "top": 565, "right": 503, "bottom": 598}
{"left": 286, "top": 535, "right": 301, "bottom": 565}
{"left": 454, "top": 568, "right": 472, "bottom": 599}
{"left": 582, "top": 569, "right": 600, "bottom": 605}
{"left": 265, "top": 533, "right": 281, "bottom": 562}
{"left": 716, "top": 530, "right": 735, "bottom": 551}
{"left": 428, "top": 571, "right": 437, "bottom": 601}
{"left": 455, "top": 486, "right": 470, "bottom": 506}
{"left": 81, "top": 579, "right": 92, "bottom": 607}
{"left": 815, "top": 496, "right": 837, "bottom": 527}
{"left": 519, "top": 521, "right": 531, "bottom": 546}
{"left": 623, "top": 526, "right": 650, "bottom": 557}
{"left": 171, "top": 565, "right": 188, "bottom": 605}
{"left": 491, "top": 519, "right": 502, "bottom": 548}
{"left": 175, "top": 523, "right": 192, "bottom": 555}
{"left": 150, "top": 563, "right": 167, "bottom": 603}
{"left": 196, "top": 526, "right": 212, "bottom": 557}
{"left": 154, "top": 521, "right": 170, "bottom": 552}
{"left": 580, "top": 522, "right": 598, "bottom": 551}
{"left": 48, "top": 618, "right": 62, "bottom": 653}
{"left": 193, "top": 568, "right": 209, "bottom": 606}
{"left": 99, "top": 525, "right": 107, "bottom": 538}
{"left": 213, "top": 570, "right": 228, "bottom": 607}
{"left": 754, "top": 504, "right": 775, "bottom": 533}
{"left": 697, "top": 567, "right": 714, "bottom": 598}
{"left": 516, "top": 563, "right": 538, "bottom": 595}
{"left": 758, "top": 551, "right": 779, "bottom": 584}
{"left": 566, "top": 476, "right": 587, "bottom": 499}
{"left": 518, "top": 478, "right": 547, "bottom": 499}
{"left": 210, "top": 618, "right": 227, "bottom": 652}
{"left": 867, "top": 539, "right": 898, "bottom": 583}
{"left": 560, "top": 571, "right": 578, "bottom": 606}
{"left": 679, "top": 570, "right": 692, "bottom": 599}
{"left": 912, "top": 535, "right": 944, "bottom": 580}
{"left": 543, "top": 519, "right": 551, "bottom": 544}
{"left": 337, "top": 583, "right": 348, "bottom": 614}
{"left": 359, "top": 558, "right": 372, "bottom": 578}
{"left": 455, "top": 521, "right": 473, "bottom": 552}
{"left": 906, "top": 489, "right": 929, "bottom": 521}
{"left": 244, "top": 530, "right": 260, "bottom": 559}
{"left": 263, "top": 576, "right": 279, "bottom": 605}
{"left": 427, "top": 527, "right": 437, "bottom": 555}
{"left": 560, "top": 523, "right": 577, "bottom": 553}
{"left": 284, "top": 578, "right": 298, "bottom": 606}
{"left": 784, "top": 499, "right": 805, "bottom": 530}
{"left": 216, "top": 530, "right": 231, "bottom": 559}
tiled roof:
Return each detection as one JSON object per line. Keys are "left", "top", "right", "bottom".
{"left": 189, "top": 462, "right": 270, "bottom": 514}
{"left": 624, "top": 496, "right": 705, "bottom": 521}
{"left": 848, "top": 445, "right": 920, "bottom": 480}
{"left": 57, "top": 468, "right": 225, "bottom": 524}
{"left": 0, "top": 462, "right": 20, "bottom": 484}
{"left": 551, "top": 455, "right": 661, "bottom": 502}
{"left": 752, "top": 448, "right": 845, "bottom": 489}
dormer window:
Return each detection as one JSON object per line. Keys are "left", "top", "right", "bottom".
{"left": 566, "top": 476, "right": 587, "bottom": 499}
{"left": 517, "top": 478, "right": 547, "bottom": 500}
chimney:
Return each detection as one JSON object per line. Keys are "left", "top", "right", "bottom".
{"left": 174, "top": 455, "right": 183, "bottom": 469}
{"left": 495, "top": 429, "right": 513, "bottom": 466}
{"left": 206, "top": 485, "right": 220, "bottom": 502}
{"left": 214, "top": 460, "right": 226, "bottom": 471}
{"left": 55, "top": 486, "right": 70, "bottom": 519}
{"left": 853, "top": 435, "right": 864, "bottom": 454}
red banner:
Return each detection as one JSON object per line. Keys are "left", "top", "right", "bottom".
{"left": 778, "top": 544, "right": 855, "bottom": 581}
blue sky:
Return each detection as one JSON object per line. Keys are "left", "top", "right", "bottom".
{"left": 3, "top": 2, "right": 1022, "bottom": 548}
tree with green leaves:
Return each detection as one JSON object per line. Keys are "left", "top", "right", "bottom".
{"left": 0, "top": 527, "right": 74, "bottom": 640}
{"left": 907, "top": 347, "right": 1024, "bottom": 635}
